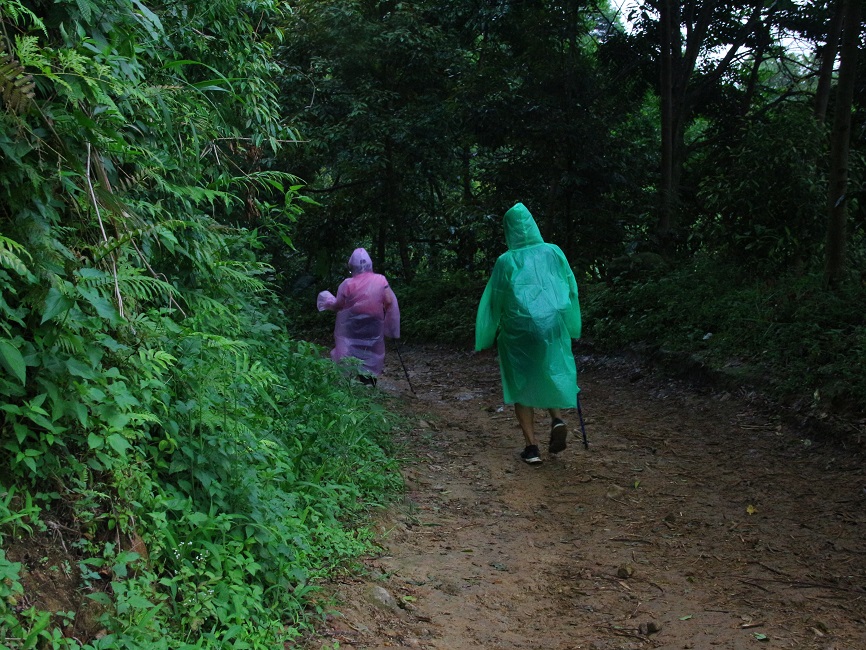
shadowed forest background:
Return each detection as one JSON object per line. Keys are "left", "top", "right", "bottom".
{"left": 0, "top": 0, "right": 864, "bottom": 647}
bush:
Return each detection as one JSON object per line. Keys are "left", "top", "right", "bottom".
{"left": 394, "top": 273, "right": 487, "bottom": 346}
{"left": 584, "top": 257, "right": 866, "bottom": 415}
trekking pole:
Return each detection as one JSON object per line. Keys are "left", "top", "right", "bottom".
{"left": 393, "top": 339, "right": 416, "bottom": 395}
{"left": 577, "top": 394, "right": 588, "bottom": 449}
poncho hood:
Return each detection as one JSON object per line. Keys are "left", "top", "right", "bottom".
{"left": 504, "top": 202, "right": 544, "bottom": 250}
{"left": 348, "top": 248, "right": 373, "bottom": 275}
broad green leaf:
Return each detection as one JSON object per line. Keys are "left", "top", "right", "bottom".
{"left": 13, "top": 423, "right": 28, "bottom": 443}
{"left": 67, "top": 358, "right": 97, "bottom": 379}
{"left": 22, "top": 455, "right": 37, "bottom": 473}
{"left": 130, "top": 0, "right": 163, "bottom": 33}
{"left": 72, "top": 402, "right": 89, "bottom": 427}
{"left": 41, "top": 285, "right": 74, "bottom": 323}
{"left": 0, "top": 339, "right": 26, "bottom": 384}
{"left": 107, "top": 433, "right": 131, "bottom": 456}
{"left": 190, "top": 82, "right": 229, "bottom": 92}
{"left": 77, "top": 286, "right": 122, "bottom": 324}
{"left": 77, "top": 267, "right": 107, "bottom": 280}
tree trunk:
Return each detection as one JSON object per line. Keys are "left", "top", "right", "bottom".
{"left": 397, "top": 227, "right": 413, "bottom": 283}
{"left": 380, "top": 136, "right": 396, "bottom": 274}
{"left": 461, "top": 148, "right": 473, "bottom": 202}
{"left": 658, "top": 0, "right": 675, "bottom": 238}
{"left": 815, "top": 0, "right": 845, "bottom": 124}
{"left": 376, "top": 216, "right": 387, "bottom": 272}
{"left": 742, "top": 36, "right": 768, "bottom": 115}
{"left": 824, "top": 0, "right": 862, "bottom": 287}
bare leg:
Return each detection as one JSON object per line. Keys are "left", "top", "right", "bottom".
{"left": 548, "top": 408, "right": 562, "bottom": 422}
{"left": 514, "top": 403, "right": 538, "bottom": 447}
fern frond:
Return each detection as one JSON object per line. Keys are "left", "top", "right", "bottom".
{"left": 137, "top": 348, "right": 176, "bottom": 374}
{"left": 126, "top": 411, "right": 163, "bottom": 425}
{"left": 117, "top": 273, "right": 179, "bottom": 303}
{"left": 1, "top": 1, "right": 47, "bottom": 33}
{"left": 14, "top": 36, "right": 41, "bottom": 64}
{"left": 196, "top": 332, "right": 250, "bottom": 355}
{"left": 213, "top": 170, "right": 305, "bottom": 193}
{"left": 0, "top": 236, "right": 36, "bottom": 281}
{"left": 115, "top": 167, "right": 155, "bottom": 193}
{"left": 153, "top": 176, "right": 238, "bottom": 207}
{"left": 53, "top": 331, "right": 86, "bottom": 356}
{"left": 79, "top": 265, "right": 179, "bottom": 305}
{"left": 212, "top": 261, "right": 268, "bottom": 293}
{"left": 74, "top": 0, "right": 96, "bottom": 22}
{"left": 183, "top": 293, "right": 237, "bottom": 324}
{"left": 90, "top": 222, "right": 183, "bottom": 263}
{"left": 0, "top": 48, "right": 35, "bottom": 114}
{"left": 233, "top": 352, "right": 279, "bottom": 391}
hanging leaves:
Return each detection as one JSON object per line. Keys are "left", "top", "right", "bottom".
{"left": 0, "top": 48, "right": 34, "bottom": 113}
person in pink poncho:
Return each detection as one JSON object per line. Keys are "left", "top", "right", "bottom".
{"left": 317, "top": 248, "right": 400, "bottom": 385}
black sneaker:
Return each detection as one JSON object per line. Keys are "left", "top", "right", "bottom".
{"left": 549, "top": 418, "right": 568, "bottom": 454}
{"left": 520, "top": 445, "right": 542, "bottom": 465}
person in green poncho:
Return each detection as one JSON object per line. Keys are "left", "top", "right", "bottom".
{"left": 475, "top": 202, "right": 582, "bottom": 465}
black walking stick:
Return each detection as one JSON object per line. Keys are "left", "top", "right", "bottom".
{"left": 577, "top": 394, "right": 588, "bottom": 449}
{"left": 393, "top": 339, "right": 416, "bottom": 395}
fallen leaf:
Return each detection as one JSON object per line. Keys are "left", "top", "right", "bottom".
{"left": 746, "top": 504, "right": 757, "bottom": 515}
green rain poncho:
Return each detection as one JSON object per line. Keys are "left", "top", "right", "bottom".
{"left": 475, "top": 203, "right": 582, "bottom": 408}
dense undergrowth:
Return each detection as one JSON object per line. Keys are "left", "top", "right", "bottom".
{"left": 583, "top": 257, "right": 866, "bottom": 417}
{"left": 1, "top": 311, "right": 402, "bottom": 648}
{"left": 1, "top": 0, "right": 404, "bottom": 647}
{"left": 299, "top": 261, "right": 866, "bottom": 421}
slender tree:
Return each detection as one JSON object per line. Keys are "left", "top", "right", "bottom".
{"left": 814, "top": 0, "right": 846, "bottom": 123}
{"left": 824, "top": 0, "right": 862, "bottom": 287}
{"left": 637, "top": 1, "right": 781, "bottom": 241}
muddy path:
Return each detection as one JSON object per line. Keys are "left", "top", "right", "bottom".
{"left": 296, "top": 344, "right": 866, "bottom": 650}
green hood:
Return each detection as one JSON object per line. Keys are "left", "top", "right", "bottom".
{"left": 504, "top": 202, "right": 544, "bottom": 250}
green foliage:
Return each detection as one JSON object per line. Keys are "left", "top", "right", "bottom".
{"left": 0, "top": 0, "right": 403, "bottom": 646}
{"left": 395, "top": 273, "right": 486, "bottom": 345}
{"left": 276, "top": 0, "right": 469, "bottom": 281}
{"left": 694, "top": 106, "right": 829, "bottom": 272}
{"left": 585, "top": 258, "right": 866, "bottom": 411}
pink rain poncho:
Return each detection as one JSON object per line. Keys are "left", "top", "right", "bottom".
{"left": 317, "top": 248, "right": 400, "bottom": 376}
{"left": 475, "top": 203, "right": 581, "bottom": 408}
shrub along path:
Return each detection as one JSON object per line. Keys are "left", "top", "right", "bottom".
{"left": 296, "top": 343, "right": 866, "bottom": 650}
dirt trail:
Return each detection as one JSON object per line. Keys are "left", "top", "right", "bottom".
{"left": 298, "top": 344, "right": 866, "bottom": 650}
